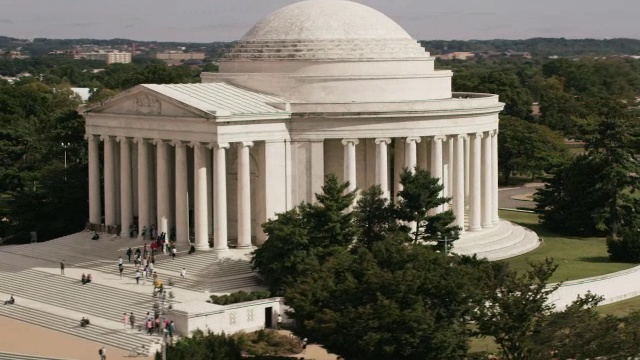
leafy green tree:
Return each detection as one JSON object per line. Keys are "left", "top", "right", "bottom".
{"left": 286, "top": 237, "right": 492, "bottom": 360}
{"left": 535, "top": 154, "right": 608, "bottom": 235}
{"left": 472, "top": 258, "right": 561, "bottom": 360}
{"left": 353, "top": 185, "right": 402, "bottom": 249}
{"left": 396, "top": 168, "right": 460, "bottom": 244}
{"left": 577, "top": 116, "right": 640, "bottom": 238}
{"left": 159, "top": 330, "right": 242, "bottom": 360}
{"left": 498, "top": 116, "right": 569, "bottom": 185}
{"left": 251, "top": 174, "right": 355, "bottom": 294}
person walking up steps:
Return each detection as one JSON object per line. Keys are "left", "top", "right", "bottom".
{"left": 118, "top": 256, "right": 123, "bottom": 266}
{"left": 134, "top": 270, "right": 141, "bottom": 284}
{"left": 119, "top": 263, "right": 124, "bottom": 279}
{"left": 171, "top": 246, "right": 177, "bottom": 259}
{"left": 60, "top": 260, "right": 65, "bottom": 275}
{"left": 98, "top": 346, "right": 106, "bottom": 360}
{"left": 180, "top": 267, "right": 186, "bottom": 278}
{"left": 126, "top": 247, "right": 133, "bottom": 262}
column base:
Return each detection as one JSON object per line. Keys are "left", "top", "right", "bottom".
{"left": 468, "top": 226, "right": 483, "bottom": 232}
{"left": 482, "top": 223, "right": 494, "bottom": 229}
{"left": 195, "top": 244, "right": 211, "bottom": 251}
{"left": 213, "top": 247, "right": 229, "bottom": 253}
{"left": 236, "top": 244, "right": 255, "bottom": 250}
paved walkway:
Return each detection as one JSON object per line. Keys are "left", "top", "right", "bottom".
{"left": 0, "top": 315, "right": 151, "bottom": 360}
{"left": 498, "top": 182, "right": 542, "bottom": 209}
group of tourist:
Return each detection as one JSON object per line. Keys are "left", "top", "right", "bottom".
{"left": 81, "top": 273, "right": 93, "bottom": 285}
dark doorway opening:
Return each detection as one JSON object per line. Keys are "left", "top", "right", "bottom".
{"left": 265, "top": 307, "right": 273, "bottom": 328}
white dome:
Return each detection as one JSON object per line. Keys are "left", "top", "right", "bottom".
{"left": 242, "top": 0, "right": 412, "bottom": 41}
{"left": 225, "top": 0, "right": 429, "bottom": 61}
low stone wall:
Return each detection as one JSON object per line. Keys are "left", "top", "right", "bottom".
{"left": 549, "top": 265, "right": 640, "bottom": 310}
{"left": 167, "top": 297, "right": 287, "bottom": 337}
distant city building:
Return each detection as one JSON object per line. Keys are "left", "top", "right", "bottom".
{"left": 436, "top": 52, "right": 475, "bottom": 60}
{"left": 154, "top": 51, "right": 206, "bottom": 65}
{"left": 3, "top": 50, "right": 30, "bottom": 59}
{"left": 76, "top": 51, "right": 132, "bottom": 64}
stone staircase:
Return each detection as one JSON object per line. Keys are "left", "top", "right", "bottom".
{"left": 0, "top": 261, "right": 157, "bottom": 324}
{"left": 0, "top": 352, "right": 71, "bottom": 360}
{"left": 0, "top": 304, "right": 159, "bottom": 355}
{"left": 0, "top": 232, "right": 262, "bottom": 293}
{"left": 453, "top": 220, "right": 540, "bottom": 260}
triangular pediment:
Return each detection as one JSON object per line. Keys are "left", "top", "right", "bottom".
{"left": 85, "top": 86, "right": 212, "bottom": 118}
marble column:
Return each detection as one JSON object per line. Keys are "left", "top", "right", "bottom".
{"left": 430, "top": 136, "right": 445, "bottom": 213}
{"left": 342, "top": 139, "right": 359, "bottom": 192}
{"left": 469, "top": 132, "right": 483, "bottom": 231}
{"left": 118, "top": 137, "right": 132, "bottom": 235}
{"left": 135, "top": 138, "right": 150, "bottom": 238}
{"left": 405, "top": 137, "right": 421, "bottom": 172}
{"left": 173, "top": 140, "right": 189, "bottom": 245}
{"left": 214, "top": 143, "right": 230, "bottom": 251}
{"left": 492, "top": 130, "right": 500, "bottom": 225}
{"left": 375, "top": 138, "right": 391, "bottom": 199}
{"left": 454, "top": 135, "right": 466, "bottom": 231}
{"left": 482, "top": 131, "right": 493, "bottom": 229}
{"left": 154, "top": 139, "right": 170, "bottom": 235}
{"left": 87, "top": 134, "right": 101, "bottom": 225}
{"left": 102, "top": 135, "right": 116, "bottom": 227}
{"left": 237, "top": 142, "right": 253, "bottom": 249}
{"left": 193, "top": 142, "right": 209, "bottom": 250}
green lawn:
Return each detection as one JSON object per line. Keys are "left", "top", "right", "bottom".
{"left": 499, "top": 210, "right": 636, "bottom": 283}
{"left": 596, "top": 296, "right": 640, "bottom": 317}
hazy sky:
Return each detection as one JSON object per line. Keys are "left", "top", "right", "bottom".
{"left": 0, "top": 0, "right": 638, "bottom": 42}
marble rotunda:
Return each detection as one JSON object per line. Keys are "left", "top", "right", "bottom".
{"left": 83, "top": 0, "right": 539, "bottom": 259}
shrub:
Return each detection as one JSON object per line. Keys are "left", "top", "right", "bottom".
{"left": 607, "top": 230, "right": 640, "bottom": 263}
{"left": 232, "top": 329, "right": 302, "bottom": 356}
{"left": 209, "top": 290, "right": 273, "bottom": 305}
{"left": 157, "top": 330, "right": 242, "bottom": 360}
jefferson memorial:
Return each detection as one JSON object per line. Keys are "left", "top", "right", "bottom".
{"left": 84, "top": 0, "right": 538, "bottom": 259}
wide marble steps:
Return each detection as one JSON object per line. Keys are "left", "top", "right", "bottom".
{"left": 0, "top": 232, "right": 262, "bottom": 293}
{"left": 0, "top": 304, "right": 158, "bottom": 355}
{"left": 0, "top": 352, "right": 71, "bottom": 360}
{"left": 0, "top": 261, "right": 158, "bottom": 325}
{"left": 453, "top": 220, "right": 540, "bottom": 260}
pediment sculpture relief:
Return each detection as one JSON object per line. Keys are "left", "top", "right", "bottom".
{"left": 135, "top": 94, "right": 162, "bottom": 115}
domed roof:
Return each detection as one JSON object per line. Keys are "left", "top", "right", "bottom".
{"left": 242, "top": 0, "right": 412, "bottom": 41}
{"left": 225, "top": 0, "right": 429, "bottom": 61}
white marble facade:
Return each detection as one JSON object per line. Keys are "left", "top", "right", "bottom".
{"left": 83, "top": 0, "right": 511, "bottom": 252}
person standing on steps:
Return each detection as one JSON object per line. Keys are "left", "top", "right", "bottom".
{"left": 134, "top": 270, "right": 141, "bottom": 284}
{"left": 122, "top": 312, "right": 129, "bottom": 332}
{"left": 171, "top": 246, "right": 177, "bottom": 259}
{"left": 126, "top": 248, "right": 133, "bottom": 262}
{"left": 180, "top": 267, "right": 186, "bottom": 278}
{"left": 60, "top": 260, "right": 65, "bottom": 275}
{"left": 98, "top": 346, "right": 106, "bottom": 360}
{"left": 118, "top": 256, "right": 123, "bottom": 267}
{"left": 129, "top": 312, "right": 136, "bottom": 330}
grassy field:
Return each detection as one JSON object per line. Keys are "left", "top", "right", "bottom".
{"left": 499, "top": 210, "right": 636, "bottom": 283}
{"left": 596, "top": 296, "right": 640, "bottom": 317}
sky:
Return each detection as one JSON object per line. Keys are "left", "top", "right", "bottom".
{"left": 0, "top": 0, "right": 638, "bottom": 42}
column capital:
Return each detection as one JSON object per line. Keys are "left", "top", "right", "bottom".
{"left": 151, "top": 138, "right": 166, "bottom": 145}
{"left": 132, "top": 137, "right": 147, "bottom": 144}
{"left": 99, "top": 134, "right": 111, "bottom": 141}
{"left": 491, "top": 129, "right": 499, "bottom": 137}
{"left": 456, "top": 134, "right": 469, "bottom": 140}
{"left": 188, "top": 141, "right": 200, "bottom": 148}
{"left": 239, "top": 141, "right": 254, "bottom": 148}
{"left": 215, "top": 142, "right": 230, "bottom": 150}
{"left": 341, "top": 138, "right": 360, "bottom": 146}
{"left": 374, "top": 138, "right": 391, "bottom": 145}
{"left": 405, "top": 136, "right": 422, "bottom": 144}
{"left": 84, "top": 133, "right": 97, "bottom": 141}
{"left": 432, "top": 135, "right": 446, "bottom": 142}
{"left": 115, "top": 136, "right": 129, "bottom": 143}
{"left": 170, "top": 139, "right": 185, "bottom": 147}
{"left": 470, "top": 132, "right": 484, "bottom": 139}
